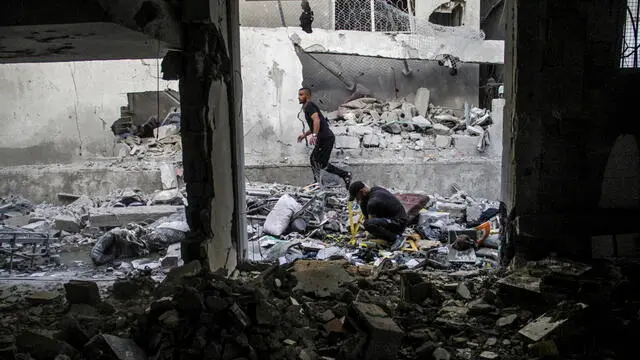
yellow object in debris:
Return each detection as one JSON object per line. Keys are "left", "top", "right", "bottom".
{"left": 402, "top": 239, "right": 419, "bottom": 252}
{"left": 347, "top": 201, "right": 364, "bottom": 245}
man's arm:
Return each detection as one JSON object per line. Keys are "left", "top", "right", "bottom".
{"left": 310, "top": 113, "right": 321, "bottom": 135}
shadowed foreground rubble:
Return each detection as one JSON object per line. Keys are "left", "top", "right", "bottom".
{"left": 0, "top": 255, "right": 638, "bottom": 360}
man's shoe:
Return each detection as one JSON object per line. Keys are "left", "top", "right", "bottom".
{"left": 389, "top": 235, "right": 405, "bottom": 251}
{"left": 343, "top": 172, "right": 352, "bottom": 190}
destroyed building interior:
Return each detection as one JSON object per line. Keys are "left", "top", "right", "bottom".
{"left": 0, "top": 0, "right": 639, "bottom": 359}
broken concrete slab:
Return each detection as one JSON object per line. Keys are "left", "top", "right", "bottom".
{"left": 151, "top": 189, "right": 183, "bottom": 205}
{"left": 382, "top": 122, "right": 402, "bottom": 134}
{"left": 402, "top": 103, "right": 418, "bottom": 120}
{"left": 435, "top": 135, "right": 452, "bottom": 148}
{"left": 53, "top": 214, "right": 82, "bottom": 233}
{"left": 2, "top": 214, "right": 30, "bottom": 227}
{"left": 432, "top": 123, "right": 453, "bottom": 136}
{"left": 291, "top": 260, "right": 353, "bottom": 298}
{"left": 21, "top": 220, "right": 50, "bottom": 233}
{"left": 84, "top": 334, "right": 147, "bottom": 360}
{"left": 414, "top": 88, "right": 431, "bottom": 117}
{"left": 16, "top": 330, "right": 79, "bottom": 360}
{"left": 161, "top": 242, "right": 182, "bottom": 268}
{"left": 64, "top": 280, "right": 101, "bottom": 306}
{"left": 26, "top": 291, "right": 61, "bottom": 305}
{"left": 89, "top": 205, "right": 182, "bottom": 227}
{"left": 335, "top": 135, "right": 361, "bottom": 149}
{"left": 347, "top": 302, "right": 404, "bottom": 360}
{"left": 411, "top": 115, "right": 432, "bottom": 130}
{"left": 518, "top": 303, "right": 588, "bottom": 342}
{"left": 362, "top": 134, "right": 380, "bottom": 148}
{"left": 347, "top": 125, "right": 374, "bottom": 137}
{"left": 332, "top": 126, "right": 348, "bottom": 136}
{"left": 159, "top": 162, "right": 178, "bottom": 190}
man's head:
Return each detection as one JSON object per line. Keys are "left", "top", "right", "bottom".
{"left": 298, "top": 87, "right": 311, "bottom": 104}
{"left": 348, "top": 181, "right": 370, "bottom": 202}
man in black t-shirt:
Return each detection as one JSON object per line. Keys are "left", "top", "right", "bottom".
{"left": 349, "top": 181, "right": 407, "bottom": 251}
{"left": 297, "top": 87, "right": 351, "bottom": 188}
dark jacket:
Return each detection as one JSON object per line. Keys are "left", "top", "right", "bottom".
{"left": 361, "top": 187, "right": 407, "bottom": 222}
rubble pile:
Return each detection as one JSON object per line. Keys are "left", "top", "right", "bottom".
{"left": 0, "top": 256, "right": 637, "bottom": 360}
{"left": 323, "top": 90, "right": 494, "bottom": 153}
{"left": 246, "top": 182, "right": 502, "bottom": 270}
{"left": 113, "top": 134, "right": 182, "bottom": 159}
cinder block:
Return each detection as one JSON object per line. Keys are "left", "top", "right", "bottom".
{"left": 347, "top": 302, "right": 403, "bottom": 360}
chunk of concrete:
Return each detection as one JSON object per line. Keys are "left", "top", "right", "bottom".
{"left": 151, "top": 189, "right": 183, "bottom": 205}
{"left": 362, "top": 134, "right": 380, "bottom": 148}
{"left": 326, "top": 111, "right": 340, "bottom": 121}
{"left": 335, "top": 135, "right": 361, "bottom": 149}
{"left": 21, "top": 221, "right": 50, "bottom": 233}
{"left": 64, "top": 280, "right": 101, "bottom": 306}
{"left": 161, "top": 242, "right": 182, "bottom": 268}
{"left": 16, "top": 331, "right": 79, "bottom": 360}
{"left": 402, "top": 103, "right": 417, "bottom": 120}
{"left": 414, "top": 88, "right": 431, "bottom": 117}
{"left": 3, "top": 214, "right": 31, "bottom": 227}
{"left": 332, "top": 126, "right": 348, "bottom": 136}
{"left": 54, "top": 215, "right": 82, "bottom": 233}
{"left": 26, "top": 291, "right": 61, "bottom": 305}
{"left": 383, "top": 122, "right": 402, "bottom": 134}
{"left": 409, "top": 132, "right": 422, "bottom": 141}
{"left": 432, "top": 124, "right": 453, "bottom": 136}
{"left": 84, "top": 334, "right": 146, "bottom": 360}
{"left": 159, "top": 162, "right": 178, "bottom": 190}
{"left": 452, "top": 134, "right": 480, "bottom": 155}
{"left": 435, "top": 135, "right": 452, "bottom": 148}
{"left": 348, "top": 126, "right": 374, "bottom": 137}
{"left": 292, "top": 260, "right": 353, "bottom": 298}
{"left": 411, "top": 115, "right": 432, "bottom": 130}
{"left": 347, "top": 302, "right": 404, "bottom": 360}
{"left": 89, "top": 205, "right": 182, "bottom": 228}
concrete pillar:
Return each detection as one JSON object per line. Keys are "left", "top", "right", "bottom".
{"left": 180, "top": 0, "right": 246, "bottom": 272}
{"left": 503, "top": 0, "right": 627, "bottom": 263}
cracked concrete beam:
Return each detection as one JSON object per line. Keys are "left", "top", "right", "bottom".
{"left": 288, "top": 27, "right": 504, "bottom": 64}
{"left": 97, "top": 0, "right": 181, "bottom": 47}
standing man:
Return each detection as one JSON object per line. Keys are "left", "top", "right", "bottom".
{"left": 349, "top": 181, "right": 407, "bottom": 250}
{"left": 297, "top": 87, "right": 352, "bottom": 188}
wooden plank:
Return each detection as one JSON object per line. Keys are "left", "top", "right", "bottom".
{"left": 89, "top": 206, "right": 183, "bottom": 227}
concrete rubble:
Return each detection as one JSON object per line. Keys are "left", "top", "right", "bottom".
{"left": 1, "top": 182, "right": 638, "bottom": 360}
{"left": 324, "top": 90, "right": 495, "bottom": 154}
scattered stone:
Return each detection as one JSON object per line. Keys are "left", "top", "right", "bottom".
{"left": 64, "top": 280, "right": 101, "bottom": 306}
{"left": 332, "top": 126, "right": 348, "bottom": 135}
{"left": 152, "top": 189, "right": 183, "bottom": 205}
{"left": 432, "top": 123, "right": 453, "bottom": 136}
{"left": 26, "top": 291, "right": 61, "bottom": 305}
{"left": 382, "top": 122, "right": 402, "bottom": 134}
{"left": 89, "top": 205, "right": 181, "bottom": 227}
{"left": 335, "top": 135, "right": 361, "bottom": 149}
{"left": 402, "top": 103, "right": 418, "bottom": 119}
{"left": 159, "top": 162, "right": 178, "bottom": 190}
{"left": 347, "top": 302, "right": 404, "bottom": 360}
{"left": 319, "top": 309, "right": 335, "bottom": 322}
{"left": 363, "top": 134, "right": 380, "bottom": 147}
{"left": 161, "top": 242, "right": 182, "bottom": 268}
{"left": 479, "top": 351, "right": 499, "bottom": 359}
{"left": 433, "top": 347, "right": 451, "bottom": 360}
{"left": 496, "top": 314, "right": 518, "bottom": 327}
{"left": 485, "top": 337, "right": 498, "bottom": 346}
{"left": 414, "top": 88, "right": 431, "bottom": 117}
{"left": 85, "top": 334, "right": 147, "bottom": 360}
{"left": 348, "top": 125, "right": 374, "bottom": 137}
{"left": 16, "top": 331, "right": 79, "bottom": 360}
{"left": 21, "top": 221, "right": 49, "bottom": 233}
{"left": 53, "top": 214, "right": 82, "bottom": 233}
{"left": 456, "top": 283, "right": 472, "bottom": 300}
{"left": 435, "top": 135, "right": 452, "bottom": 148}
{"left": 466, "top": 125, "right": 484, "bottom": 136}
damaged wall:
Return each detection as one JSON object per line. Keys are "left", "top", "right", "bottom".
{"left": 299, "top": 52, "right": 479, "bottom": 111}
{"left": 0, "top": 59, "right": 178, "bottom": 166}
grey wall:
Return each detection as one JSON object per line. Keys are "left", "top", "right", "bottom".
{"left": 298, "top": 51, "right": 480, "bottom": 111}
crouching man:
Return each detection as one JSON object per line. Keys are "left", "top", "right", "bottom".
{"left": 348, "top": 181, "right": 407, "bottom": 250}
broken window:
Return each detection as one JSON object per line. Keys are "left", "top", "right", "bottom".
{"left": 429, "top": 1, "right": 464, "bottom": 27}
{"left": 621, "top": 0, "right": 640, "bottom": 68}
